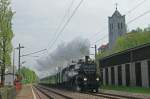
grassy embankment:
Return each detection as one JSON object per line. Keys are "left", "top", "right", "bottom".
{"left": 97, "top": 31, "right": 150, "bottom": 58}
{"left": 101, "top": 85, "right": 150, "bottom": 95}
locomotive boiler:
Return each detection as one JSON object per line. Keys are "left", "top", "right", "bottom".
{"left": 60, "top": 56, "right": 100, "bottom": 92}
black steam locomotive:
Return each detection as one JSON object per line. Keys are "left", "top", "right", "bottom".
{"left": 40, "top": 56, "right": 100, "bottom": 92}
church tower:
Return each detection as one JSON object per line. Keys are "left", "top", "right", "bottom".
{"left": 108, "top": 7, "right": 127, "bottom": 49}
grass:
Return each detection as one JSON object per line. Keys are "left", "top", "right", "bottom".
{"left": 101, "top": 85, "right": 150, "bottom": 95}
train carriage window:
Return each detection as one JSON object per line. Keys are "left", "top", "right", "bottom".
{"left": 135, "top": 62, "right": 142, "bottom": 87}
{"left": 118, "top": 66, "right": 122, "bottom": 86}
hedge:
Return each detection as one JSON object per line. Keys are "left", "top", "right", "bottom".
{"left": 0, "top": 86, "right": 16, "bottom": 99}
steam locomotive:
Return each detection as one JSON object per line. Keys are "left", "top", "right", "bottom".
{"left": 40, "top": 56, "right": 100, "bottom": 92}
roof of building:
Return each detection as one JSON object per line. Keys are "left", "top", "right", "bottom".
{"left": 0, "top": 73, "right": 16, "bottom": 76}
{"left": 111, "top": 9, "right": 122, "bottom": 18}
{"left": 100, "top": 43, "right": 150, "bottom": 60}
{"left": 98, "top": 43, "right": 109, "bottom": 50}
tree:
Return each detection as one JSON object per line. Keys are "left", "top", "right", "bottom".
{"left": 0, "top": 0, "right": 14, "bottom": 86}
{"left": 144, "top": 25, "right": 150, "bottom": 32}
{"left": 19, "top": 67, "right": 39, "bottom": 84}
{"left": 97, "top": 29, "right": 150, "bottom": 59}
{"left": 131, "top": 27, "right": 143, "bottom": 33}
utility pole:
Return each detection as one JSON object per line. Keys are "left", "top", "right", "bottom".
{"left": 94, "top": 45, "right": 97, "bottom": 60}
{"left": 92, "top": 45, "right": 100, "bottom": 76}
{"left": 91, "top": 45, "right": 97, "bottom": 60}
{"left": 16, "top": 43, "right": 24, "bottom": 75}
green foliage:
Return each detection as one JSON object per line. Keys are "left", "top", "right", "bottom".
{"left": 19, "top": 67, "right": 39, "bottom": 84}
{"left": 97, "top": 29, "right": 150, "bottom": 59}
{"left": 0, "top": 0, "right": 14, "bottom": 64}
{"left": 131, "top": 26, "right": 150, "bottom": 33}
{"left": 0, "top": 86, "right": 16, "bottom": 99}
{"left": 101, "top": 85, "right": 150, "bottom": 95}
{"left": 0, "top": 0, "right": 14, "bottom": 86}
{"left": 40, "top": 75, "right": 56, "bottom": 84}
{"left": 113, "top": 31, "right": 150, "bottom": 52}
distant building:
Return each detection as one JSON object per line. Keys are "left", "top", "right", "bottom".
{"left": 108, "top": 8, "right": 127, "bottom": 48}
{"left": 0, "top": 73, "right": 15, "bottom": 85}
{"left": 98, "top": 8, "right": 127, "bottom": 51}
{"left": 0, "top": 66, "right": 16, "bottom": 85}
{"left": 98, "top": 44, "right": 109, "bottom": 53}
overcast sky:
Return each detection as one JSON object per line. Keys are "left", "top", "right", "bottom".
{"left": 11, "top": 0, "right": 150, "bottom": 77}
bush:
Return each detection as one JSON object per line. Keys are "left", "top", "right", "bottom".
{"left": 98, "top": 31, "right": 150, "bottom": 59}
{"left": 0, "top": 86, "right": 16, "bottom": 99}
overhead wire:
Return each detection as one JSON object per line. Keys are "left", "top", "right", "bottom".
{"left": 90, "top": 34, "right": 108, "bottom": 46}
{"left": 45, "top": 0, "right": 149, "bottom": 53}
{"left": 47, "top": 0, "right": 84, "bottom": 52}
{"left": 91, "top": 8, "right": 150, "bottom": 46}
{"left": 21, "top": 49, "right": 47, "bottom": 57}
{"left": 47, "top": 0, "right": 75, "bottom": 52}
{"left": 125, "top": 0, "right": 148, "bottom": 15}
{"left": 90, "top": 0, "right": 149, "bottom": 46}
{"left": 89, "top": 27, "right": 107, "bottom": 41}
{"left": 92, "top": 9, "right": 150, "bottom": 45}
{"left": 127, "top": 9, "right": 150, "bottom": 24}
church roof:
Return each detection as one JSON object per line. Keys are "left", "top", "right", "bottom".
{"left": 111, "top": 9, "right": 122, "bottom": 17}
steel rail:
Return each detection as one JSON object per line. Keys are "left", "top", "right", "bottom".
{"left": 34, "top": 86, "right": 53, "bottom": 99}
{"left": 37, "top": 85, "right": 73, "bottom": 99}
{"left": 32, "top": 87, "right": 43, "bottom": 99}
{"left": 84, "top": 92, "right": 142, "bottom": 99}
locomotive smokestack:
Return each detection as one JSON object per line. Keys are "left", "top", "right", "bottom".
{"left": 85, "top": 56, "right": 89, "bottom": 63}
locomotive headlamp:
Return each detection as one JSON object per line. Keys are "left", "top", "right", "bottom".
{"left": 84, "top": 78, "right": 87, "bottom": 81}
{"left": 96, "top": 78, "right": 99, "bottom": 81}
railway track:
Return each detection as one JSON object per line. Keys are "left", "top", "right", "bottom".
{"left": 37, "top": 85, "right": 144, "bottom": 99}
{"left": 32, "top": 87, "right": 43, "bottom": 99}
{"left": 98, "top": 92, "right": 142, "bottom": 99}
{"left": 34, "top": 86, "right": 53, "bottom": 99}
{"left": 85, "top": 92, "right": 142, "bottom": 99}
{"left": 35, "top": 86, "right": 73, "bottom": 99}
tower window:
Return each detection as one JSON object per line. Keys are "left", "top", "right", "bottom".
{"left": 118, "top": 23, "right": 120, "bottom": 29}
{"left": 121, "top": 23, "right": 123, "bottom": 29}
{"left": 110, "top": 24, "right": 113, "bottom": 30}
